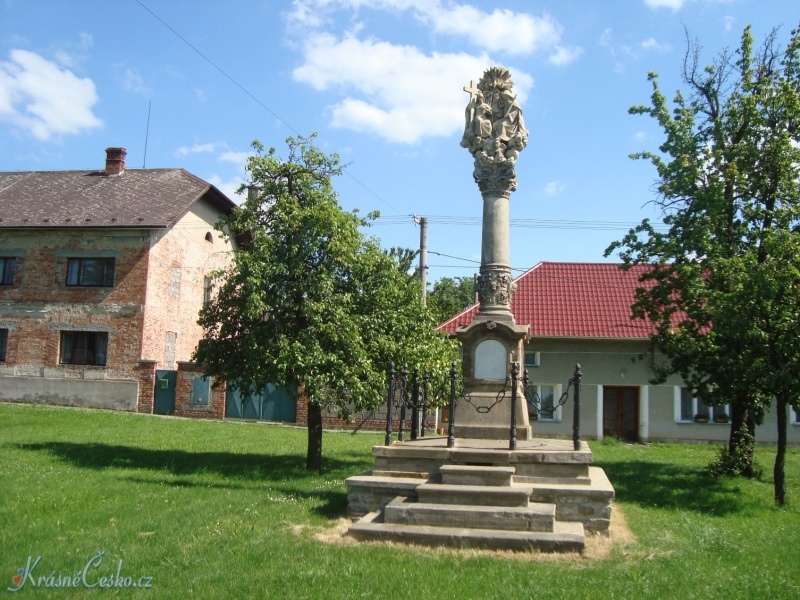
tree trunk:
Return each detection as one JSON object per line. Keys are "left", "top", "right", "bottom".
{"left": 727, "top": 400, "right": 757, "bottom": 476}
{"left": 774, "top": 394, "right": 787, "bottom": 506}
{"left": 306, "top": 401, "right": 323, "bottom": 471}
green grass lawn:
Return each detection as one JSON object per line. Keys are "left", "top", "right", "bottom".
{"left": 1, "top": 402, "right": 799, "bottom": 599}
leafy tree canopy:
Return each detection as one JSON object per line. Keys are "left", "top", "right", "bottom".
{"left": 427, "top": 276, "right": 477, "bottom": 324}
{"left": 606, "top": 24, "right": 800, "bottom": 504}
{"left": 194, "top": 134, "right": 457, "bottom": 469}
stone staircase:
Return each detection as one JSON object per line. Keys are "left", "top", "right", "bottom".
{"left": 347, "top": 464, "right": 585, "bottom": 552}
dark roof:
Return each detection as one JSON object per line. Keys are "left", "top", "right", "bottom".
{"left": 0, "top": 169, "right": 236, "bottom": 229}
{"left": 438, "top": 262, "right": 659, "bottom": 340}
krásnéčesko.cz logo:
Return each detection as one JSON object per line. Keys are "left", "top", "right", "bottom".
{"left": 8, "top": 551, "right": 153, "bottom": 592}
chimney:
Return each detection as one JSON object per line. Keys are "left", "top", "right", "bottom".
{"left": 105, "top": 147, "right": 127, "bottom": 176}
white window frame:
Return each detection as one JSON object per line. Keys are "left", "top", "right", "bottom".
{"left": 793, "top": 407, "right": 800, "bottom": 425}
{"left": 531, "top": 383, "right": 562, "bottom": 422}
{"left": 674, "top": 387, "right": 730, "bottom": 423}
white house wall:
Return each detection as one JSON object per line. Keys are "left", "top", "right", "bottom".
{"left": 527, "top": 338, "right": 800, "bottom": 447}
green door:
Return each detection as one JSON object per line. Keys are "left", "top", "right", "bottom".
{"left": 154, "top": 370, "right": 177, "bottom": 415}
{"left": 262, "top": 383, "right": 296, "bottom": 422}
{"left": 225, "top": 383, "right": 296, "bottom": 422}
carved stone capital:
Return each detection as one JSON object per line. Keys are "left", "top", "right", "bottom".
{"left": 473, "top": 163, "right": 517, "bottom": 197}
{"left": 475, "top": 267, "right": 516, "bottom": 315}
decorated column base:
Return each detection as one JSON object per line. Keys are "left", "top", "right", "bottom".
{"left": 453, "top": 318, "right": 531, "bottom": 440}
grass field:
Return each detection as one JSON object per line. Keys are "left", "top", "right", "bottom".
{"left": 1, "top": 402, "right": 799, "bottom": 599}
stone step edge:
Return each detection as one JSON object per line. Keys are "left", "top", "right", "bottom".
{"left": 439, "top": 464, "right": 515, "bottom": 487}
{"left": 384, "top": 496, "right": 556, "bottom": 532}
{"left": 347, "top": 511, "right": 585, "bottom": 552}
{"left": 416, "top": 483, "right": 534, "bottom": 507}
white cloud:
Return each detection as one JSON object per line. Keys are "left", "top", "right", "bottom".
{"left": 634, "top": 130, "right": 647, "bottom": 141}
{"left": 644, "top": 0, "right": 686, "bottom": 10}
{"left": 0, "top": 49, "right": 102, "bottom": 140}
{"left": 548, "top": 45, "right": 584, "bottom": 66}
{"left": 416, "top": 3, "right": 562, "bottom": 57}
{"left": 206, "top": 174, "right": 246, "bottom": 203}
{"left": 175, "top": 143, "right": 216, "bottom": 156}
{"left": 599, "top": 28, "right": 614, "bottom": 49}
{"left": 175, "top": 143, "right": 249, "bottom": 167}
{"left": 287, "top": 1, "right": 573, "bottom": 58}
{"left": 294, "top": 32, "right": 533, "bottom": 143}
{"left": 722, "top": 16, "right": 735, "bottom": 32}
{"left": 122, "top": 68, "right": 150, "bottom": 95}
{"left": 544, "top": 181, "right": 565, "bottom": 196}
{"left": 219, "top": 151, "right": 249, "bottom": 165}
{"left": 640, "top": 37, "right": 671, "bottom": 52}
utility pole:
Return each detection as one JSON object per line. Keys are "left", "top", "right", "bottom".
{"left": 417, "top": 216, "right": 428, "bottom": 304}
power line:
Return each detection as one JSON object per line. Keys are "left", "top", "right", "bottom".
{"left": 375, "top": 214, "right": 669, "bottom": 232}
{"left": 134, "top": 0, "right": 403, "bottom": 216}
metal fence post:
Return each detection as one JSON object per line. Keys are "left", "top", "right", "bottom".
{"left": 447, "top": 361, "right": 457, "bottom": 448}
{"left": 398, "top": 364, "right": 408, "bottom": 442}
{"left": 572, "top": 363, "right": 582, "bottom": 451}
{"left": 385, "top": 363, "right": 395, "bottom": 446}
{"left": 509, "top": 362, "right": 518, "bottom": 450}
{"left": 411, "top": 367, "right": 420, "bottom": 441}
{"left": 421, "top": 369, "right": 430, "bottom": 437}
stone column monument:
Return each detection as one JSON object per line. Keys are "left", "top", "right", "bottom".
{"left": 454, "top": 67, "right": 532, "bottom": 440}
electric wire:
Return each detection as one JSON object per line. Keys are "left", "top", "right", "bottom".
{"left": 134, "top": 0, "right": 403, "bottom": 216}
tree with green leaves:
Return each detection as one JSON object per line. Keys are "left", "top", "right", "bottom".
{"left": 194, "top": 135, "right": 457, "bottom": 470}
{"left": 427, "top": 276, "right": 477, "bottom": 324}
{"left": 606, "top": 24, "right": 800, "bottom": 505}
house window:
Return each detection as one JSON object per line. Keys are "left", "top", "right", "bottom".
{"left": 0, "top": 328, "right": 8, "bottom": 361}
{"left": 203, "top": 277, "right": 213, "bottom": 304}
{"left": 60, "top": 331, "right": 108, "bottom": 366}
{"left": 528, "top": 384, "right": 560, "bottom": 421}
{"left": 794, "top": 407, "right": 800, "bottom": 425}
{"left": 524, "top": 351, "right": 540, "bottom": 369}
{"left": 164, "top": 331, "right": 177, "bottom": 369}
{"left": 66, "top": 258, "right": 115, "bottom": 287}
{"left": 0, "top": 257, "right": 16, "bottom": 285}
{"left": 170, "top": 268, "right": 181, "bottom": 298}
{"left": 678, "top": 388, "right": 730, "bottom": 423}
{"left": 204, "top": 231, "right": 214, "bottom": 243}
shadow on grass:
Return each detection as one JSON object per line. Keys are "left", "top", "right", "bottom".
{"left": 15, "top": 442, "right": 370, "bottom": 519}
{"left": 598, "top": 459, "right": 746, "bottom": 515}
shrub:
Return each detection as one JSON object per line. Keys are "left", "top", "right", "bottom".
{"left": 707, "top": 423, "right": 763, "bottom": 479}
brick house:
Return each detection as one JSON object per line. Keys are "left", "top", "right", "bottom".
{"left": 439, "top": 262, "right": 800, "bottom": 446}
{"left": 0, "top": 148, "right": 238, "bottom": 417}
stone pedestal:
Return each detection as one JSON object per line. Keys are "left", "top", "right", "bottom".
{"left": 453, "top": 317, "right": 531, "bottom": 440}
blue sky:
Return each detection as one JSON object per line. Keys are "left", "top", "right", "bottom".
{"left": 1, "top": 0, "right": 797, "bottom": 283}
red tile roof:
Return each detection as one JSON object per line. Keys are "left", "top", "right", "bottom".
{"left": 438, "top": 262, "right": 657, "bottom": 339}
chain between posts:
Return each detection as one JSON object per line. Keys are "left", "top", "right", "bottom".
{"left": 386, "top": 362, "right": 583, "bottom": 451}
{"left": 517, "top": 362, "right": 583, "bottom": 451}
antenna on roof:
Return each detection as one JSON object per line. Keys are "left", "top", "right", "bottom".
{"left": 142, "top": 101, "right": 152, "bottom": 168}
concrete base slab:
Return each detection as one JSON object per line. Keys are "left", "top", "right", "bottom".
{"left": 346, "top": 437, "right": 615, "bottom": 534}
{"left": 348, "top": 510, "right": 585, "bottom": 552}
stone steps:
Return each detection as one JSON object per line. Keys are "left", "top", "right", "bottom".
{"left": 439, "top": 464, "right": 514, "bottom": 486}
{"left": 348, "top": 510, "right": 585, "bottom": 552}
{"left": 383, "top": 496, "right": 555, "bottom": 532}
{"left": 416, "top": 482, "right": 534, "bottom": 507}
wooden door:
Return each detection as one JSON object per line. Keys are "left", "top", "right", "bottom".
{"left": 603, "top": 387, "right": 638, "bottom": 442}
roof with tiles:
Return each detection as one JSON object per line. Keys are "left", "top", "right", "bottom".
{"left": 0, "top": 168, "right": 235, "bottom": 229}
{"left": 438, "top": 262, "right": 657, "bottom": 339}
